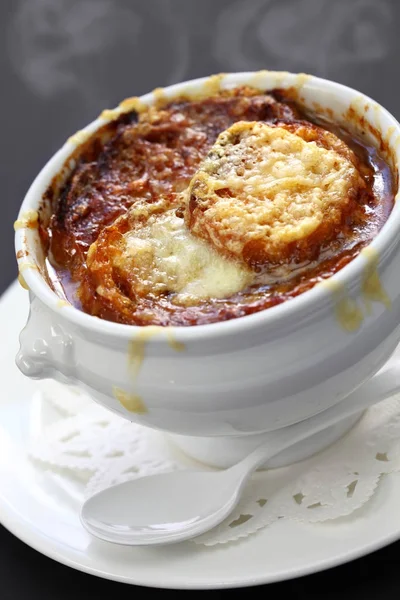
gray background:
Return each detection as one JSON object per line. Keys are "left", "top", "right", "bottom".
{"left": 2, "top": 0, "right": 400, "bottom": 596}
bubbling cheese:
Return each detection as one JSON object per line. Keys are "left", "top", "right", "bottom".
{"left": 114, "top": 207, "right": 253, "bottom": 305}
{"left": 186, "top": 121, "right": 363, "bottom": 266}
{"left": 87, "top": 120, "right": 365, "bottom": 312}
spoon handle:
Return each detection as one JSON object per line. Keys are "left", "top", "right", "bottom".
{"left": 231, "top": 362, "right": 400, "bottom": 486}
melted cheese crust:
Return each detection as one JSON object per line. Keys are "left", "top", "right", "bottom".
{"left": 186, "top": 121, "right": 364, "bottom": 265}
{"left": 87, "top": 199, "right": 252, "bottom": 310}
{"left": 85, "top": 120, "right": 366, "bottom": 311}
{"left": 115, "top": 207, "right": 252, "bottom": 305}
{"left": 55, "top": 87, "right": 391, "bottom": 327}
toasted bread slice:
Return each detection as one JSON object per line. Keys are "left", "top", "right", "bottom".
{"left": 185, "top": 120, "right": 365, "bottom": 266}
{"left": 82, "top": 197, "right": 252, "bottom": 321}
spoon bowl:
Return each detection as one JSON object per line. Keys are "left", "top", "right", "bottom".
{"left": 82, "top": 471, "right": 240, "bottom": 546}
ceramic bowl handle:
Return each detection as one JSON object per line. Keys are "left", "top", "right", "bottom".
{"left": 16, "top": 294, "right": 76, "bottom": 383}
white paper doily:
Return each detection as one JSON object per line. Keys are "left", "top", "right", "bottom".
{"left": 29, "top": 381, "right": 400, "bottom": 546}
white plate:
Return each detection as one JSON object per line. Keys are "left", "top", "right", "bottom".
{"left": 1, "top": 281, "right": 400, "bottom": 589}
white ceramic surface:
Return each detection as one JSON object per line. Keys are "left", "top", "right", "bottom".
{"left": 3, "top": 281, "right": 400, "bottom": 588}
{"left": 14, "top": 71, "right": 400, "bottom": 465}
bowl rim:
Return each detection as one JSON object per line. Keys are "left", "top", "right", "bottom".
{"left": 15, "top": 70, "right": 400, "bottom": 342}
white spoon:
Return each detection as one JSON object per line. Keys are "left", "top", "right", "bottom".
{"left": 81, "top": 364, "right": 400, "bottom": 546}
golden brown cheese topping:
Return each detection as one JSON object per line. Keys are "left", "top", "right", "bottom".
{"left": 186, "top": 121, "right": 364, "bottom": 266}
{"left": 87, "top": 198, "right": 252, "bottom": 314}
{"left": 43, "top": 86, "right": 395, "bottom": 326}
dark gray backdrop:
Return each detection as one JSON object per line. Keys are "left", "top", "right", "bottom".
{"left": 1, "top": 0, "right": 400, "bottom": 597}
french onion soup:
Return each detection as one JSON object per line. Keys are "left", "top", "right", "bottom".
{"left": 41, "top": 86, "right": 395, "bottom": 326}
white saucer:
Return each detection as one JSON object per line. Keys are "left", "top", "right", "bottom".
{"left": 2, "top": 281, "right": 400, "bottom": 589}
